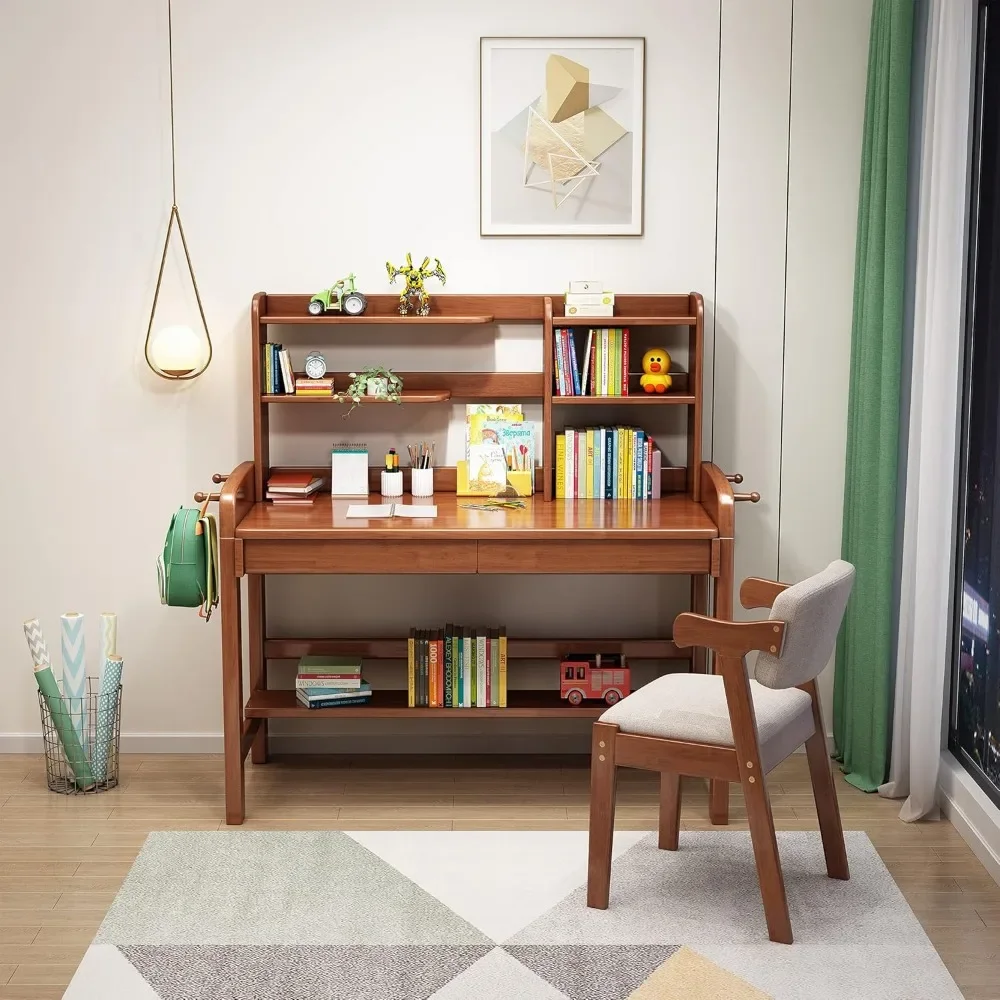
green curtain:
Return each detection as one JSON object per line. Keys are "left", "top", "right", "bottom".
{"left": 833, "top": 0, "right": 914, "bottom": 793}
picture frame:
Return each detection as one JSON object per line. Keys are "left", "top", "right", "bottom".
{"left": 480, "top": 36, "right": 645, "bottom": 237}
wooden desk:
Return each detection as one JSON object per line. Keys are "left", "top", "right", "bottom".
{"left": 216, "top": 461, "right": 737, "bottom": 825}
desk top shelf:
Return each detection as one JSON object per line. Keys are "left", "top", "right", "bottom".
{"left": 250, "top": 291, "right": 705, "bottom": 501}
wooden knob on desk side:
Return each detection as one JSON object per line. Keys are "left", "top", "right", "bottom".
{"left": 734, "top": 492, "right": 761, "bottom": 503}
{"left": 725, "top": 473, "right": 744, "bottom": 484}
{"left": 194, "top": 491, "right": 222, "bottom": 503}
{"left": 212, "top": 473, "right": 228, "bottom": 484}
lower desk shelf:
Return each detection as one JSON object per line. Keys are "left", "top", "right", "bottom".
{"left": 245, "top": 689, "right": 606, "bottom": 719}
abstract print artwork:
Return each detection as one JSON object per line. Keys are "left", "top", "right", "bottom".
{"left": 480, "top": 37, "right": 645, "bottom": 235}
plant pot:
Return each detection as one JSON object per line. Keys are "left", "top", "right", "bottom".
{"left": 366, "top": 377, "right": 389, "bottom": 397}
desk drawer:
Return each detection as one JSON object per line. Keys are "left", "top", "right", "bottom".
{"left": 243, "top": 540, "right": 478, "bottom": 574}
{"left": 477, "top": 540, "right": 712, "bottom": 574}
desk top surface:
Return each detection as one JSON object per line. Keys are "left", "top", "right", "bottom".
{"left": 234, "top": 494, "right": 720, "bottom": 541}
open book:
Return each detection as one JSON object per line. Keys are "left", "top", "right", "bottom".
{"left": 345, "top": 504, "right": 437, "bottom": 518}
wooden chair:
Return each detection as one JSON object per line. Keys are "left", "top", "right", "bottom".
{"left": 586, "top": 560, "right": 855, "bottom": 944}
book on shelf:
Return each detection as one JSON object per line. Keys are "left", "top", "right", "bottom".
{"left": 263, "top": 343, "right": 298, "bottom": 394}
{"left": 407, "top": 626, "right": 506, "bottom": 708}
{"left": 294, "top": 376, "right": 335, "bottom": 396}
{"left": 555, "top": 427, "right": 663, "bottom": 500}
{"left": 296, "top": 682, "right": 372, "bottom": 703}
{"left": 554, "top": 327, "right": 631, "bottom": 396}
{"left": 296, "top": 655, "right": 363, "bottom": 686}
{"left": 296, "top": 689, "right": 373, "bottom": 710}
{"left": 266, "top": 471, "right": 325, "bottom": 504}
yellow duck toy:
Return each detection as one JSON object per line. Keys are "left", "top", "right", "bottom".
{"left": 639, "top": 347, "right": 672, "bottom": 393}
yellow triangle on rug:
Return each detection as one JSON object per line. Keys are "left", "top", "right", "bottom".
{"left": 629, "top": 946, "right": 770, "bottom": 999}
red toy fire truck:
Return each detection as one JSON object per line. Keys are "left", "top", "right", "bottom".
{"left": 560, "top": 654, "right": 631, "bottom": 706}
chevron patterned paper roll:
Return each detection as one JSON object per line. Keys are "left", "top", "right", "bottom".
{"left": 60, "top": 613, "right": 87, "bottom": 751}
{"left": 92, "top": 655, "right": 122, "bottom": 784}
{"left": 25, "top": 619, "right": 96, "bottom": 790}
{"left": 23, "top": 618, "right": 52, "bottom": 672}
{"left": 100, "top": 612, "right": 117, "bottom": 660}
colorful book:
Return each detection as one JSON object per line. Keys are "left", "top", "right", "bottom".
{"left": 443, "top": 624, "right": 453, "bottom": 708}
{"left": 622, "top": 328, "right": 630, "bottom": 395}
{"left": 295, "top": 676, "right": 362, "bottom": 690}
{"left": 580, "top": 329, "right": 594, "bottom": 397}
{"left": 490, "top": 627, "right": 499, "bottom": 707}
{"left": 556, "top": 433, "right": 566, "bottom": 499}
{"left": 407, "top": 628, "right": 415, "bottom": 708}
{"left": 498, "top": 627, "right": 507, "bottom": 708}
{"left": 476, "top": 631, "right": 487, "bottom": 709}
{"left": 297, "top": 654, "right": 361, "bottom": 674}
{"left": 568, "top": 329, "right": 581, "bottom": 395}
{"left": 463, "top": 626, "right": 473, "bottom": 707}
{"left": 297, "top": 693, "right": 373, "bottom": 709}
{"left": 298, "top": 682, "right": 372, "bottom": 701}
{"left": 451, "top": 629, "right": 460, "bottom": 709}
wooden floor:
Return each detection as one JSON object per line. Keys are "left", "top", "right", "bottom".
{"left": 0, "top": 753, "right": 997, "bottom": 999}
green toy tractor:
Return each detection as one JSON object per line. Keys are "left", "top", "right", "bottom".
{"left": 308, "top": 273, "right": 367, "bottom": 316}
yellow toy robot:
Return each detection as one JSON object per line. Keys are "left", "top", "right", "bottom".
{"left": 386, "top": 253, "right": 446, "bottom": 316}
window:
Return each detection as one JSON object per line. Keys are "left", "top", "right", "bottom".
{"left": 950, "top": 0, "right": 1000, "bottom": 808}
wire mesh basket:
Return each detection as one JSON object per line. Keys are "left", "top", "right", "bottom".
{"left": 37, "top": 677, "right": 122, "bottom": 794}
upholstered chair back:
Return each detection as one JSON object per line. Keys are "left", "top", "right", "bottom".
{"left": 752, "top": 560, "right": 855, "bottom": 690}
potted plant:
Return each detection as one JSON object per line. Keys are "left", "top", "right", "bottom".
{"left": 337, "top": 367, "right": 403, "bottom": 416}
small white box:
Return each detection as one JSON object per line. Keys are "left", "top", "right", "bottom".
{"left": 565, "top": 292, "right": 615, "bottom": 307}
{"left": 568, "top": 280, "right": 603, "bottom": 293}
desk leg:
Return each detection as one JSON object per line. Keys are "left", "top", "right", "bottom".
{"left": 710, "top": 537, "right": 734, "bottom": 826}
{"left": 220, "top": 539, "right": 246, "bottom": 825}
{"left": 691, "top": 575, "right": 709, "bottom": 674}
{"left": 247, "top": 574, "right": 267, "bottom": 765}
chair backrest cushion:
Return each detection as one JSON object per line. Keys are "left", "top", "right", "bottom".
{"left": 753, "top": 560, "right": 855, "bottom": 689}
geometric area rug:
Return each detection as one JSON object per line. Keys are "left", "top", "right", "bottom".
{"left": 63, "top": 830, "right": 963, "bottom": 1000}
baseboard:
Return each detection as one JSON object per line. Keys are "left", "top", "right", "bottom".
{"left": 0, "top": 732, "right": 224, "bottom": 754}
{"left": 1, "top": 729, "right": 841, "bottom": 757}
{"left": 938, "top": 750, "right": 1000, "bottom": 887}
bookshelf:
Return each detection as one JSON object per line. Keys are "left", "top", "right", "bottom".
{"left": 209, "top": 290, "right": 748, "bottom": 825}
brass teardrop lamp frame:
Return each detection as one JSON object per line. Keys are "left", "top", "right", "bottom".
{"left": 143, "top": 0, "right": 212, "bottom": 381}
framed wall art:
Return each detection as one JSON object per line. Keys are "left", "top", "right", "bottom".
{"left": 480, "top": 36, "right": 645, "bottom": 236}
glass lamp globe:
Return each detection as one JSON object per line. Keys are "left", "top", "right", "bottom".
{"left": 147, "top": 324, "right": 209, "bottom": 378}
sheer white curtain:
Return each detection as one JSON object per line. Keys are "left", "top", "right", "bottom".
{"left": 880, "top": 0, "right": 975, "bottom": 821}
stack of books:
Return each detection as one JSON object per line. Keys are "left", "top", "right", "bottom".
{"left": 408, "top": 626, "right": 506, "bottom": 709}
{"left": 554, "top": 327, "right": 630, "bottom": 396}
{"left": 556, "top": 426, "right": 662, "bottom": 500}
{"left": 263, "top": 343, "right": 295, "bottom": 394}
{"left": 266, "top": 471, "right": 325, "bottom": 504}
{"left": 295, "top": 655, "right": 371, "bottom": 709}
{"left": 294, "top": 376, "right": 335, "bottom": 396}
{"left": 564, "top": 281, "right": 614, "bottom": 317}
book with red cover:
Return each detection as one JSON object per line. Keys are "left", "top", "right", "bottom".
{"left": 267, "top": 470, "right": 314, "bottom": 490}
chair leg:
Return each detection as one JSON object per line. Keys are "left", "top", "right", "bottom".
{"left": 743, "top": 771, "right": 792, "bottom": 944}
{"left": 709, "top": 779, "right": 729, "bottom": 825}
{"left": 658, "top": 773, "right": 681, "bottom": 850}
{"left": 805, "top": 728, "right": 850, "bottom": 880}
{"left": 587, "top": 722, "right": 618, "bottom": 909}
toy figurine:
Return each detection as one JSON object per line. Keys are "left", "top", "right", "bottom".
{"left": 308, "top": 273, "right": 368, "bottom": 316}
{"left": 639, "top": 347, "right": 672, "bottom": 394}
{"left": 386, "top": 253, "right": 446, "bottom": 316}
{"left": 560, "top": 654, "right": 630, "bottom": 707}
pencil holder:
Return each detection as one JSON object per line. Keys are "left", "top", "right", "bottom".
{"left": 411, "top": 467, "right": 434, "bottom": 497}
{"left": 381, "top": 470, "right": 403, "bottom": 497}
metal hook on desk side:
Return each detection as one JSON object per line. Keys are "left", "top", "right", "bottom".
{"left": 734, "top": 492, "right": 760, "bottom": 503}
{"left": 725, "top": 473, "right": 744, "bottom": 484}
{"left": 212, "top": 473, "right": 228, "bottom": 484}
{"left": 194, "top": 491, "right": 222, "bottom": 503}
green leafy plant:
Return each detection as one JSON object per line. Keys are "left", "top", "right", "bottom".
{"left": 336, "top": 366, "right": 403, "bottom": 416}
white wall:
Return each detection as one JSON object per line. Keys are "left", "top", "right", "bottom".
{"left": 0, "top": 0, "right": 870, "bottom": 751}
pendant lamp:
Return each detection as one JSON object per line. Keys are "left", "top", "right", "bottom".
{"left": 144, "top": 0, "right": 212, "bottom": 380}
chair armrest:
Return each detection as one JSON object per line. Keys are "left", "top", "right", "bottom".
{"left": 739, "top": 577, "right": 788, "bottom": 611}
{"left": 673, "top": 612, "right": 786, "bottom": 658}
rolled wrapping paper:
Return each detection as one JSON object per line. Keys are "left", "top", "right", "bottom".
{"left": 60, "top": 613, "right": 88, "bottom": 752}
{"left": 92, "top": 655, "right": 123, "bottom": 784}
{"left": 100, "top": 612, "right": 117, "bottom": 660}
{"left": 24, "top": 619, "right": 95, "bottom": 789}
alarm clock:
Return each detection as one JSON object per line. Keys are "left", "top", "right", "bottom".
{"left": 304, "top": 352, "right": 327, "bottom": 379}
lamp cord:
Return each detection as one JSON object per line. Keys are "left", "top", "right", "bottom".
{"left": 143, "top": 0, "right": 213, "bottom": 380}
{"left": 168, "top": 0, "right": 177, "bottom": 206}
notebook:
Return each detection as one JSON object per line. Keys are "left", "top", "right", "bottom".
{"left": 346, "top": 504, "right": 437, "bottom": 518}
{"left": 331, "top": 443, "right": 369, "bottom": 496}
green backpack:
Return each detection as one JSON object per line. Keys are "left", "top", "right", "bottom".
{"left": 157, "top": 506, "right": 219, "bottom": 620}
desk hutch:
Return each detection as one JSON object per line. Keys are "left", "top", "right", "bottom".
{"left": 207, "top": 293, "right": 757, "bottom": 825}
